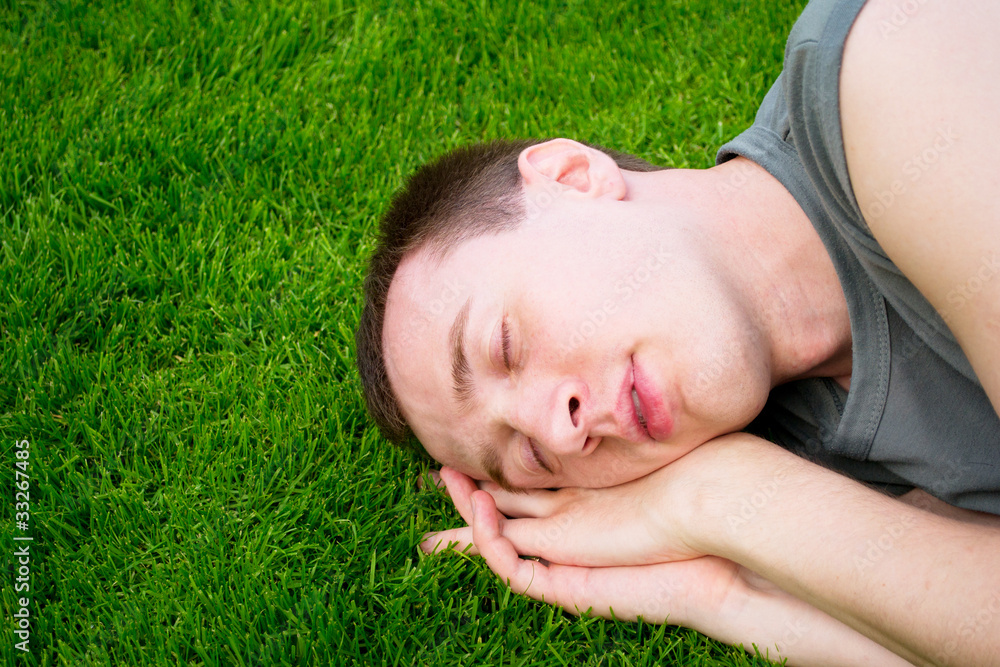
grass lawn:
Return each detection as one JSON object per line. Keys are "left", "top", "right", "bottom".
{"left": 2, "top": 0, "right": 808, "bottom": 664}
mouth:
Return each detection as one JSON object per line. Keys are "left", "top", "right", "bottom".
{"left": 617, "top": 356, "right": 652, "bottom": 441}
{"left": 629, "top": 355, "right": 674, "bottom": 441}
{"left": 631, "top": 387, "right": 648, "bottom": 433}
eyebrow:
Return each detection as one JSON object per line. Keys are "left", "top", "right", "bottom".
{"left": 450, "top": 298, "right": 475, "bottom": 409}
{"left": 449, "top": 299, "right": 526, "bottom": 494}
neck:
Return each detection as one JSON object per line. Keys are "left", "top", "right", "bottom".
{"left": 637, "top": 158, "right": 854, "bottom": 389}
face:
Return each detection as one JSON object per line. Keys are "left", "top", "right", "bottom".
{"left": 383, "top": 193, "right": 772, "bottom": 490}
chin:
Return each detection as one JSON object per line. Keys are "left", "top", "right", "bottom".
{"left": 694, "top": 385, "right": 770, "bottom": 437}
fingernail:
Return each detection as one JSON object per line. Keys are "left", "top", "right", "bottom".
{"left": 470, "top": 495, "right": 477, "bottom": 516}
{"left": 430, "top": 469, "right": 442, "bottom": 486}
{"left": 420, "top": 532, "right": 437, "bottom": 553}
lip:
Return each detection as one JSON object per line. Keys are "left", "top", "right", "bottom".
{"left": 615, "top": 357, "right": 655, "bottom": 442}
{"left": 630, "top": 356, "right": 674, "bottom": 441}
{"left": 617, "top": 362, "right": 650, "bottom": 441}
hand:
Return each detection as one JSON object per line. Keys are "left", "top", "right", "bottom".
{"left": 421, "top": 465, "right": 702, "bottom": 567}
{"left": 454, "top": 487, "right": 740, "bottom": 627}
{"left": 420, "top": 461, "right": 919, "bottom": 666}
{"left": 431, "top": 490, "right": 918, "bottom": 666}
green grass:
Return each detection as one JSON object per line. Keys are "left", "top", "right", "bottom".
{"left": 1, "top": 0, "right": 807, "bottom": 664}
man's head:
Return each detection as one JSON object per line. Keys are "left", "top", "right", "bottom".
{"left": 357, "top": 139, "right": 774, "bottom": 490}
{"left": 356, "top": 139, "right": 665, "bottom": 446}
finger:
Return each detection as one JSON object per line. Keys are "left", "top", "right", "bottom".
{"left": 470, "top": 490, "right": 694, "bottom": 621}
{"left": 417, "top": 468, "right": 444, "bottom": 492}
{"left": 471, "top": 490, "right": 557, "bottom": 598}
{"left": 419, "top": 526, "right": 480, "bottom": 556}
{"left": 485, "top": 509, "right": 654, "bottom": 568}
{"left": 470, "top": 491, "right": 593, "bottom": 612}
{"left": 442, "top": 468, "right": 561, "bottom": 520}
{"left": 478, "top": 480, "right": 561, "bottom": 519}
{"left": 439, "top": 466, "right": 481, "bottom": 525}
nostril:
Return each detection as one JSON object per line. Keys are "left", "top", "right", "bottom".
{"left": 568, "top": 397, "right": 580, "bottom": 426}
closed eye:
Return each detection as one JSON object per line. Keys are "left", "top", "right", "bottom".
{"left": 501, "top": 316, "right": 512, "bottom": 370}
{"left": 525, "top": 437, "right": 553, "bottom": 475}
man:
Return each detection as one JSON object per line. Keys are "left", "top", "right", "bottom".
{"left": 355, "top": 0, "right": 1000, "bottom": 664}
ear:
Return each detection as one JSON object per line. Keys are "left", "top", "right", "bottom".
{"left": 518, "top": 139, "right": 627, "bottom": 200}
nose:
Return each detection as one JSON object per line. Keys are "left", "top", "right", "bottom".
{"left": 529, "top": 378, "right": 595, "bottom": 457}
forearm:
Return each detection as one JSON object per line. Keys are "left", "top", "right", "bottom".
{"left": 700, "top": 566, "right": 915, "bottom": 667}
{"left": 680, "top": 434, "right": 1000, "bottom": 667}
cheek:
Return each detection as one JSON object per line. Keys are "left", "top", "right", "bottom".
{"left": 525, "top": 290, "right": 639, "bottom": 365}
{"left": 419, "top": 432, "right": 476, "bottom": 477}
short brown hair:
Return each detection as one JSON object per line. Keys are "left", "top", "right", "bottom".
{"left": 355, "top": 139, "right": 666, "bottom": 453}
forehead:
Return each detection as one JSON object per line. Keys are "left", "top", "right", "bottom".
{"left": 381, "top": 237, "right": 501, "bottom": 472}
{"left": 379, "top": 209, "right": 598, "bottom": 473}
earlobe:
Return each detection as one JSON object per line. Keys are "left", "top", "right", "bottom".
{"left": 518, "top": 138, "right": 627, "bottom": 200}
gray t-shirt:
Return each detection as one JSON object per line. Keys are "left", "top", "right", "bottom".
{"left": 717, "top": 0, "right": 1000, "bottom": 513}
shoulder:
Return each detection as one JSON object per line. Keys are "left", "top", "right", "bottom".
{"left": 840, "top": 0, "right": 1000, "bottom": 234}
{"left": 840, "top": 0, "right": 1000, "bottom": 410}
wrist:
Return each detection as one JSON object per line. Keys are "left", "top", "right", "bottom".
{"left": 665, "top": 433, "right": 793, "bottom": 560}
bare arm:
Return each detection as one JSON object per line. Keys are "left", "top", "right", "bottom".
{"left": 684, "top": 434, "right": 1000, "bottom": 667}
{"left": 691, "top": 3, "right": 1000, "bottom": 662}
{"left": 841, "top": 0, "right": 1000, "bottom": 414}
